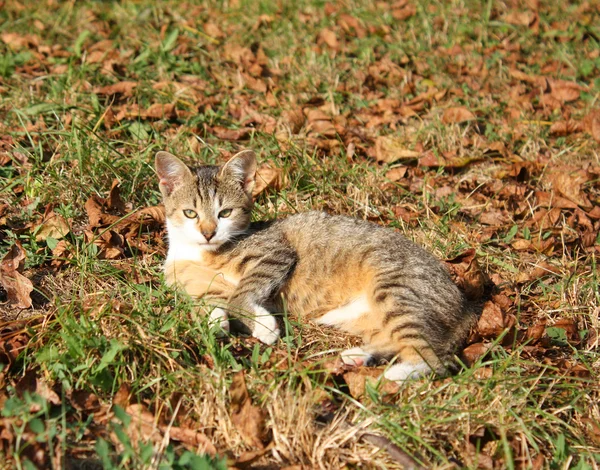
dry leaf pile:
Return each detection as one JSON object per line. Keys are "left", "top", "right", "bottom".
{"left": 0, "top": 0, "right": 599, "bottom": 468}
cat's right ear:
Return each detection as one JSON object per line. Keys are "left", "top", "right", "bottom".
{"left": 155, "top": 151, "right": 193, "bottom": 197}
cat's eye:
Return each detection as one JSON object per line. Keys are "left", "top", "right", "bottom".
{"left": 219, "top": 209, "right": 233, "bottom": 219}
{"left": 183, "top": 209, "right": 197, "bottom": 219}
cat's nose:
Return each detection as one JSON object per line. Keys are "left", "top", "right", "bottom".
{"left": 202, "top": 229, "right": 216, "bottom": 241}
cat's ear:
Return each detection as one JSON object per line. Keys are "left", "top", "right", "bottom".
{"left": 155, "top": 151, "right": 193, "bottom": 197}
{"left": 219, "top": 150, "right": 256, "bottom": 198}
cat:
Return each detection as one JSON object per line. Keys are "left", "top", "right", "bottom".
{"left": 155, "top": 149, "right": 475, "bottom": 381}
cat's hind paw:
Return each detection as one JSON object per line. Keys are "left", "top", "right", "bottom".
{"left": 341, "top": 347, "right": 373, "bottom": 367}
{"left": 383, "top": 362, "right": 432, "bottom": 382}
{"left": 251, "top": 307, "right": 280, "bottom": 345}
{"left": 209, "top": 307, "right": 230, "bottom": 336}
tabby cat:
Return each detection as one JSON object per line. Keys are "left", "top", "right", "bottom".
{"left": 156, "top": 149, "right": 474, "bottom": 381}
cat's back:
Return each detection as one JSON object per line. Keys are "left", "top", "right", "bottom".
{"left": 276, "top": 210, "right": 425, "bottom": 260}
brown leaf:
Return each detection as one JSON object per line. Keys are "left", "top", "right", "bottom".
{"left": 392, "top": 3, "right": 417, "bottom": 20}
{"left": 462, "top": 343, "right": 491, "bottom": 366}
{"left": 549, "top": 120, "right": 582, "bottom": 136}
{"left": 108, "top": 180, "right": 127, "bottom": 213}
{"left": 582, "top": 110, "right": 600, "bottom": 143}
{"left": 85, "top": 196, "right": 109, "bottom": 228}
{"left": 385, "top": 166, "right": 408, "bottom": 182}
{"left": 511, "top": 239, "right": 531, "bottom": 251}
{"left": 210, "top": 126, "right": 253, "bottom": 141}
{"left": 34, "top": 212, "right": 70, "bottom": 242}
{"left": 375, "top": 136, "right": 420, "bottom": 164}
{"left": 163, "top": 425, "right": 217, "bottom": 455}
{"left": 525, "top": 324, "right": 546, "bottom": 343}
{"left": 15, "top": 369, "right": 60, "bottom": 406}
{"left": 1, "top": 32, "right": 39, "bottom": 49}
{"left": 281, "top": 108, "right": 305, "bottom": 133}
{"left": 418, "top": 151, "right": 443, "bottom": 167}
{"left": 140, "top": 103, "right": 177, "bottom": 120}
{"left": 547, "top": 167, "right": 592, "bottom": 210}
{"left": 442, "top": 106, "right": 476, "bottom": 124}
{"left": 230, "top": 371, "right": 267, "bottom": 449}
{"left": 123, "top": 404, "right": 162, "bottom": 445}
{"left": 95, "top": 81, "right": 138, "bottom": 96}
{"left": 318, "top": 28, "right": 339, "bottom": 50}
{"left": 477, "top": 301, "right": 505, "bottom": 338}
{"left": 479, "top": 209, "right": 508, "bottom": 226}
{"left": 343, "top": 369, "right": 399, "bottom": 398}
{"left": 529, "top": 261, "right": 562, "bottom": 280}
{"left": 444, "top": 249, "right": 487, "bottom": 300}
{"left": 551, "top": 319, "right": 578, "bottom": 341}
{"left": 253, "top": 164, "right": 283, "bottom": 198}
{"left": 549, "top": 80, "right": 582, "bottom": 103}
{"left": 0, "top": 242, "right": 34, "bottom": 309}
{"left": 69, "top": 390, "right": 102, "bottom": 412}
{"left": 503, "top": 10, "right": 536, "bottom": 26}
{"left": 204, "top": 22, "right": 225, "bottom": 39}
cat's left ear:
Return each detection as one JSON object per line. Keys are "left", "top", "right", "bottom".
{"left": 155, "top": 151, "right": 193, "bottom": 197}
{"left": 219, "top": 150, "right": 256, "bottom": 198}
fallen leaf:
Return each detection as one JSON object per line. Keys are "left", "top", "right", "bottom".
{"left": 392, "top": 3, "right": 417, "bottom": 20}
{"left": 230, "top": 371, "right": 267, "bottom": 449}
{"left": 444, "top": 249, "right": 487, "bottom": 300}
{"left": 582, "top": 110, "right": 600, "bottom": 143}
{"left": 34, "top": 212, "right": 70, "bottom": 242}
{"left": 343, "top": 369, "right": 399, "bottom": 398}
{"left": 165, "top": 425, "right": 217, "bottom": 455}
{"left": 477, "top": 301, "right": 505, "bottom": 338}
{"left": 525, "top": 324, "right": 546, "bottom": 343}
{"left": 122, "top": 403, "right": 162, "bottom": 447}
{"left": 281, "top": 108, "right": 305, "bottom": 133}
{"left": 108, "top": 180, "right": 127, "bottom": 213}
{"left": 551, "top": 318, "right": 578, "bottom": 342}
{"left": 503, "top": 10, "right": 536, "bottom": 26}
{"left": 318, "top": 28, "right": 338, "bottom": 50}
{"left": 547, "top": 167, "right": 592, "bottom": 209}
{"left": 0, "top": 242, "right": 34, "bottom": 308}
{"left": 462, "top": 343, "right": 491, "bottom": 366}
{"left": 442, "top": 106, "right": 476, "bottom": 124}
{"left": 15, "top": 369, "right": 61, "bottom": 406}
{"left": 140, "top": 103, "right": 177, "bottom": 119}
{"left": 95, "top": 81, "right": 138, "bottom": 96}
{"left": 529, "top": 261, "right": 562, "bottom": 280}
{"left": 253, "top": 164, "right": 283, "bottom": 198}
{"left": 210, "top": 126, "right": 253, "bottom": 141}
{"left": 549, "top": 80, "right": 582, "bottom": 103}
{"left": 69, "top": 390, "right": 102, "bottom": 413}
{"left": 385, "top": 166, "right": 408, "bottom": 182}
{"left": 375, "top": 136, "right": 420, "bottom": 163}
{"left": 549, "top": 120, "right": 582, "bottom": 136}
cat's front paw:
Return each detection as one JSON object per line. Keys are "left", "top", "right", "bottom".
{"left": 341, "top": 347, "right": 372, "bottom": 367}
{"left": 251, "top": 307, "right": 280, "bottom": 345}
{"left": 209, "top": 307, "right": 230, "bottom": 336}
{"left": 383, "top": 362, "right": 432, "bottom": 382}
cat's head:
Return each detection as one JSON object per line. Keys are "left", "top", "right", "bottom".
{"left": 155, "top": 150, "right": 256, "bottom": 250}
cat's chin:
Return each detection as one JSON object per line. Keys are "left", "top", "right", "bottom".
{"left": 198, "top": 243, "right": 219, "bottom": 251}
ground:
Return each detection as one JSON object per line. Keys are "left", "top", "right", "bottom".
{"left": 0, "top": 0, "right": 599, "bottom": 468}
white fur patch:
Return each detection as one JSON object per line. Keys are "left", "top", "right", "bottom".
{"left": 251, "top": 305, "right": 280, "bottom": 345}
{"left": 209, "top": 307, "right": 230, "bottom": 334}
{"left": 316, "top": 295, "right": 370, "bottom": 327}
{"left": 383, "top": 362, "right": 432, "bottom": 382}
{"left": 341, "top": 347, "right": 372, "bottom": 367}
{"left": 165, "top": 219, "right": 211, "bottom": 263}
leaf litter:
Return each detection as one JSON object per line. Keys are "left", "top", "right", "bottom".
{"left": 0, "top": 0, "right": 599, "bottom": 468}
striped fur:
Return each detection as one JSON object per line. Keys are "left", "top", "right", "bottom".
{"left": 156, "top": 150, "right": 475, "bottom": 381}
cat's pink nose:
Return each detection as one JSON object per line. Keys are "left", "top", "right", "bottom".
{"left": 202, "top": 229, "right": 216, "bottom": 242}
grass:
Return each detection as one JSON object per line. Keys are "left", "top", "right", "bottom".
{"left": 1, "top": 0, "right": 599, "bottom": 468}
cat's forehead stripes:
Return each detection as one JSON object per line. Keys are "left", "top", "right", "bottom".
{"left": 194, "top": 166, "right": 219, "bottom": 202}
